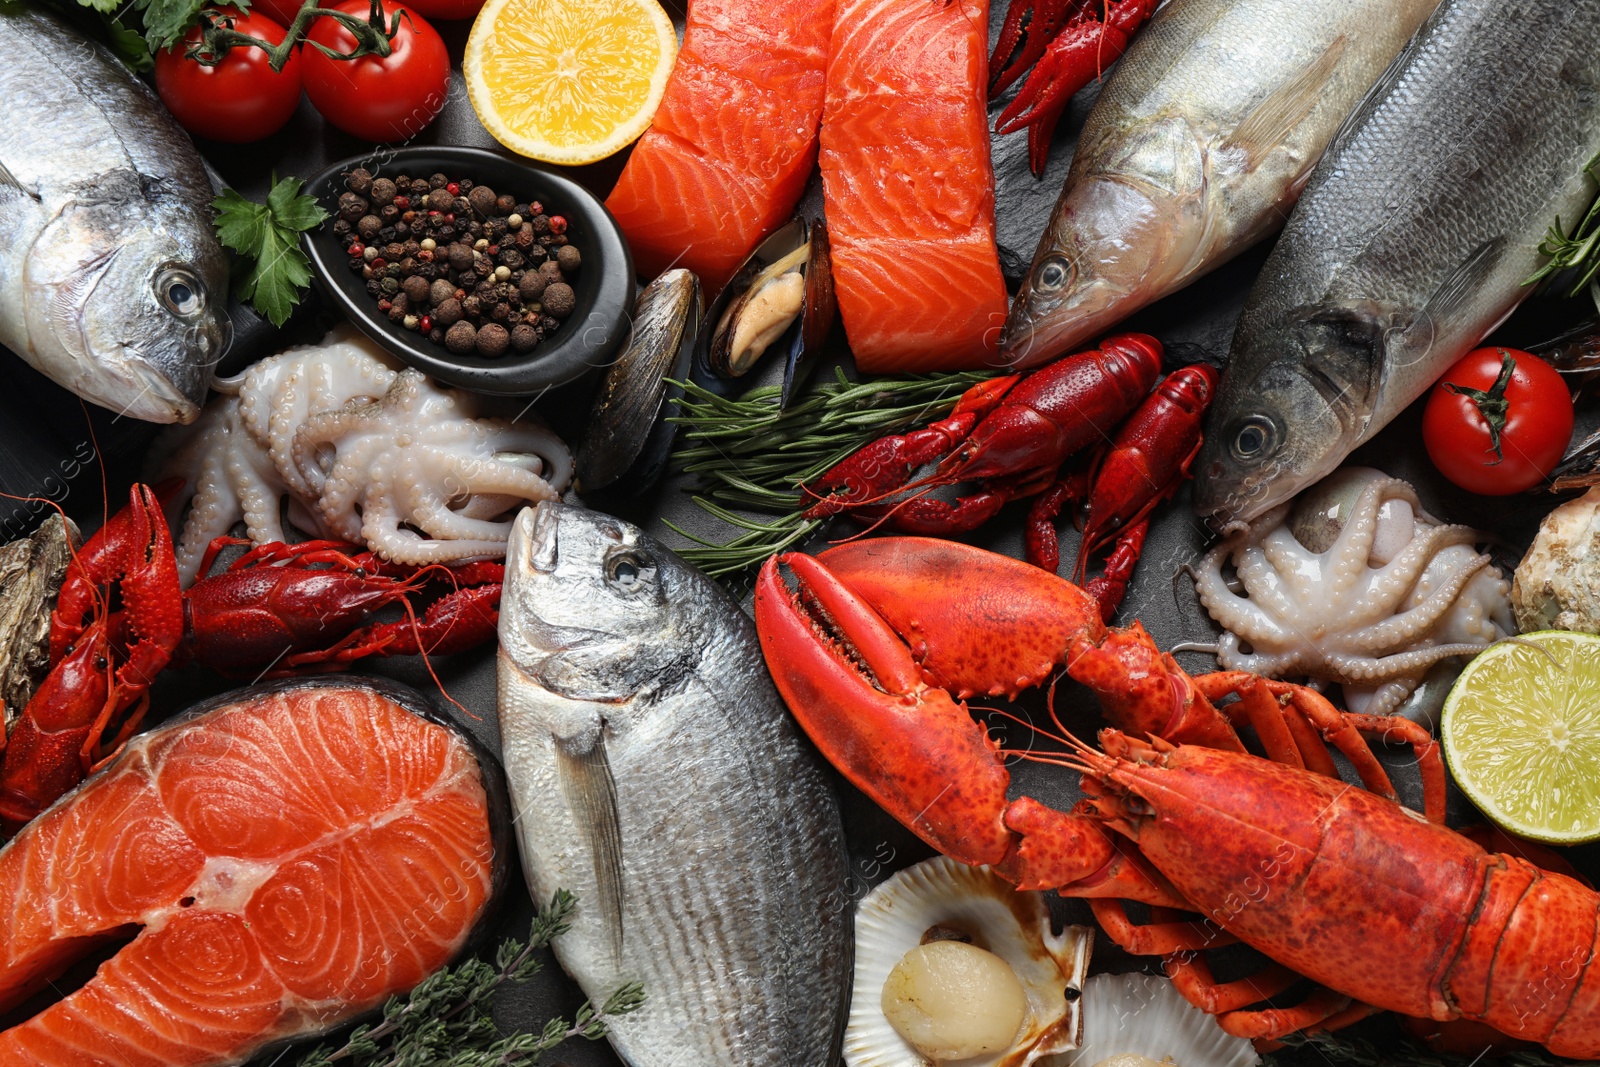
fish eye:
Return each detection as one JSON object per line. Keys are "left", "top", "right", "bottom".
{"left": 605, "top": 551, "right": 652, "bottom": 590}
{"left": 1035, "top": 255, "right": 1072, "bottom": 293}
{"left": 156, "top": 269, "right": 204, "bottom": 317}
{"left": 1231, "top": 416, "right": 1278, "bottom": 462}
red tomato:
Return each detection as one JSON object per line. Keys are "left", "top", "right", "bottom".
{"left": 250, "top": 0, "right": 307, "bottom": 26}
{"left": 1422, "top": 347, "right": 1573, "bottom": 495}
{"left": 155, "top": 10, "right": 303, "bottom": 144}
{"left": 302, "top": 0, "right": 449, "bottom": 142}
{"left": 390, "top": 0, "right": 483, "bottom": 19}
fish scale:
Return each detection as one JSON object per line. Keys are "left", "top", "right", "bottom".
{"left": 1196, "top": 0, "right": 1600, "bottom": 523}
{"left": 496, "top": 502, "right": 850, "bottom": 1067}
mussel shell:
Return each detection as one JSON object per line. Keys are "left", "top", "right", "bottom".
{"left": 783, "top": 218, "right": 835, "bottom": 407}
{"left": 695, "top": 217, "right": 832, "bottom": 402}
{"left": 574, "top": 269, "right": 702, "bottom": 495}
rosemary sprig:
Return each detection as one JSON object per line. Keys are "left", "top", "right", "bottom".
{"left": 1275, "top": 1029, "right": 1579, "bottom": 1067}
{"left": 293, "top": 889, "right": 645, "bottom": 1067}
{"left": 665, "top": 367, "right": 992, "bottom": 576}
{"left": 1527, "top": 151, "right": 1600, "bottom": 311}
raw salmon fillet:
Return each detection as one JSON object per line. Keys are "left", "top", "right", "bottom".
{"left": 821, "top": 0, "right": 1010, "bottom": 372}
{"left": 605, "top": 0, "right": 835, "bottom": 293}
{"left": 0, "top": 682, "right": 495, "bottom": 1067}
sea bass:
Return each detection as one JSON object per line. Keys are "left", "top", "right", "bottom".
{"left": 1194, "top": 0, "right": 1600, "bottom": 523}
{"left": 0, "top": 6, "right": 228, "bottom": 424}
{"left": 1000, "top": 0, "right": 1440, "bottom": 369}
{"left": 497, "top": 502, "right": 850, "bottom": 1067}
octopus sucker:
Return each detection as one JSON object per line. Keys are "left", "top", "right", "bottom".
{"left": 1193, "top": 467, "right": 1513, "bottom": 722}
{"left": 155, "top": 326, "right": 572, "bottom": 585}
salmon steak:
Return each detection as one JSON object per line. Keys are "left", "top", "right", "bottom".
{"left": 820, "top": 0, "right": 1010, "bottom": 372}
{"left": 605, "top": 0, "right": 835, "bottom": 293}
{"left": 0, "top": 678, "right": 503, "bottom": 1067}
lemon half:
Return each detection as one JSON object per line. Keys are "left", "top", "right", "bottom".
{"left": 1441, "top": 631, "right": 1600, "bottom": 844}
{"left": 465, "top": 0, "right": 677, "bottom": 165}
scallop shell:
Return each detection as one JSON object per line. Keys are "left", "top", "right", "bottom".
{"left": 1064, "top": 973, "right": 1259, "bottom": 1067}
{"left": 846, "top": 855, "right": 1093, "bottom": 1067}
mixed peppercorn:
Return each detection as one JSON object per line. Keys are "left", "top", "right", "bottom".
{"left": 332, "top": 167, "right": 581, "bottom": 358}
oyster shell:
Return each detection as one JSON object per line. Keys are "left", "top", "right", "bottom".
{"left": 845, "top": 855, "right": 1092, "bottom": 1067}
{"left": 0, "top": 514, "right": 78, "bottom": 734}
{"left": 1065, "top": 973, "right": 1259, "bottom": 1067}
{"left": 575, "top": 269, "right": 702, "bottom": 495}
{"left": 1512, "top": 485, "right": 1600, "bottom": 633}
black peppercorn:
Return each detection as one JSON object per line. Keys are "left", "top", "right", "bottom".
{"left": 380, "top": 276, "right": 400, "bottom": 295}
{"left": 531, "top": 214, "right": 551, "bottom": 235}
{"left": 462, "top": 294, "right": 483, "bottom": 317}
{"left": 333, "top": 218, "right": 352, "bottom": 236}
{"left": 429, "top": 327, "right": 445, "bottom": 344}
{"left": 385, "top": 242, "right": 405, "bottom": 260}
{"left": 495, "top": 194, "right": 516, "bottom": 215}
{"left": 429, "top": 173, "right": 448, "bottom": 189}
{"left": 379, "top": 203, "right": 401, "bottom": 224}
{"left": 409, "top": 178, "right": 431, "bottom": 197}
{"left": 365, "top": 279, "right": 382, "bottom": 296}
{"left": 490, "top": 302, "right": 510, "bottom": 321}
{"left": 539, "top": 314, "right": 561, "bottom": 332}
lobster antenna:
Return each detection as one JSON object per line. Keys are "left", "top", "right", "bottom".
{"left": 396, "top": 594, "right": 480, "bottom": 722}
{"left": 78, "top": 399, "right": 106, "bottom": 543}
{"left": 824, "top": 483, "right": 944, "bottom": 545}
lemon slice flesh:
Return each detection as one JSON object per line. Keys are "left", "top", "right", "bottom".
{"left": 1441, "top": 631, "right": 1600, "bottom": 844}
{"left": 465, "top": 0, "right": 677, "bottom": 165}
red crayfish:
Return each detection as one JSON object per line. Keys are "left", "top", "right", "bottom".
{"left": 754, "top": 538, "right": 1600, "bottom": 1056}
{"left": 0, "top": 482, "right": 501, "bottom": 832}
{"left": 990, "top": 0, "right": 1160, "bottom": 175}
{"left": 801, "top": 333, "right": 1216, "bottom": 619}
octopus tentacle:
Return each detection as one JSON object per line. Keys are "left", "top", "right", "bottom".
{"left": 1351, "top": 523, "right": 1482, "bottom": 619}
{"left": 1347, "top": 555, "right": 1493, "bottom": 654}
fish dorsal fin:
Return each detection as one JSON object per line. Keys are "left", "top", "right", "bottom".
{"left": 1223, "top": 35, "right": 1349, "bottom": 164}
{"left": 557, "top": 735, "right": 626, "bottom": 963}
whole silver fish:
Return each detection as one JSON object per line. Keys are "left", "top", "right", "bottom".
{"left": 497, "top": 502, "right": 850, "bottom": 1067}
{"left": 1194, "top": 0, "right": 1600, "bottom": 524}
{"left": 0, "top": 6, "right": 227, "bottom": 424}
{"left": 1000, "top": 0, "right": 1440, "bottom": 368}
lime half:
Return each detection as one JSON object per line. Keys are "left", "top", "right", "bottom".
{"left": 1441, "top": 631, "right": 1600, "bottom": 844}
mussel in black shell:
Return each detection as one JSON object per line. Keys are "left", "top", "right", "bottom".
{"left": 575, "top": 269, "right": 703, "bottom": 496}
{"left": 697, "top": 217, "right": 835, "bottom": 406}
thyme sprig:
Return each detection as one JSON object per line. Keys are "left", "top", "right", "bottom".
{"left": 664, "top": 368, "right": 992, "bottom": 576}
{"left": 1527, "top": 152, "right": 1600, "bottom": 311}
{"left": 293, "top": 890, "right": 645, "bottom": 1067}
{"left": 1275, "top": 1029, "right": 1579, "bottom": 1067}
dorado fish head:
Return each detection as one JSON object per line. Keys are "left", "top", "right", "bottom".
{"left": 500, "top": 501, "right": 708, "bottom": 701}
{"left": 1193, "top": 313, "right": 1382, "bottom": 525}
{"left": 24, "top": 185, "right": 227, "bottom": 424}
{"left": 1001, "top": 120, "right": 1206, "bottom": 369}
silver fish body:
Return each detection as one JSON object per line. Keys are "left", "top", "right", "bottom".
{"left": 1001, "top": 0, "right": 1440, "bottom": 369}
{"left": 496, "top": 502, "right": 850, "bottom": 1067}
{"left": 1195, "top": 0, "right": 1600, "bottom": 523}
{"left": 0, "top": 7, "right": 228, "bottom": 424}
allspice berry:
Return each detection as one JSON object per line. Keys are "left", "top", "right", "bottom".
{"left": 370, "top": 177, "right": 397, "bottom": 205}
{"left": 555, "top": 244, "right": 582, "bottom": 274}
{"left": 467, "top": 185, "right": 498, "bottom": 217}
{"left": 447, "top": 242, "right": 475, "bottom": 272}
{"left": 542, "top": 282, "right": 576, "bottom": 319}
{"left": 358, "top": 215, "right": 383, "bottom": 239}
{"left": 445, "top": 320, "right": 477, "bottom": 354}
{"left": 430, "top": 278, "right": 458, "bottom": 307}
{"left": 476, "top": 322, "right": 510, "bottom": 357}
{"left": 518, "top": 271, "right": 548, "bottom": 301}
{"left": 402, "top": 275, "right": 431, "bottom": 305}
{"left": 434, "top": 298, "right": 463, "bottom": 326}
{"left": 345, "top": 168, "right": 373, "bottom": 195}
{"left": 511, "top": 324, "right": 540, "bottom": 352}
{"left": 538, "top": 260, "right": 564, "bottom": 284}
{"left": 426, "top": 187, "right": 456, "bottom": 212}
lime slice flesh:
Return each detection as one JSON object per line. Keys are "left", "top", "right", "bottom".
{"left": 1441, "top": 630, "right": 1600, "bottom": 844}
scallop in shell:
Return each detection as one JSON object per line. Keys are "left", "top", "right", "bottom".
{"left": 1065, "top": 973, "right": 1259, "bottom": 1067}
{"left": 847, "top": 855, "right": 1092, "bottom": 1067}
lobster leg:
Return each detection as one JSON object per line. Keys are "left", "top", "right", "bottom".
{"left": 1023, "top": 467, "right": 1090, "bottom": 574}
{"left": 283, "top": 581, "right": 502, "bottom": 668}
{"left": 1082, "top": 518, "right": 1148, "bottom": 621}
{"left": 1165, "top": 952, "right": 1301, "bottom": 1015}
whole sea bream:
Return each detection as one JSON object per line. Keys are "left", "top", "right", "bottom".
{"left": 1195, "top": 0, "right": 1600, "bottom": 523}
{"left": 1000, "top": 0, "right": 1440, "bottom": 369}
{"left": 0, "top": 6, "right": 227, "bottom": 424}
{"left": 497, "top": 502, "right": 850, "bottom": 1067}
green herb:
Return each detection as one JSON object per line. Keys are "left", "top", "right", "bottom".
{"left": 293, "top": 889, "right": 645, "bottom": 1067}
{"left": 1274, "top": 1029, "right": 1579, "bottom": 1067}
{"left": 664, "top": 367, "right": 991, "bottom": 576}
{"left": 214, "top": 175, "right": 329, "bottom": 328}
{"left": 1527, "top": 152, "right": 1600, "bottom": 311}
{"left": 103, "top": 16, "right": 154, "bottom": 70}
{"left": 134, "top": 0, "right": 243, "bottom": 53}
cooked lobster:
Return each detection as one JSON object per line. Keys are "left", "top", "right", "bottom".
{"left": 752, "top": 537, "right": 1600, "bottom": 1056}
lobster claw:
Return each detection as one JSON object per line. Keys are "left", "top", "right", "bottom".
{"left": 754, "top": 552, "right": 1015, "bottom": 869}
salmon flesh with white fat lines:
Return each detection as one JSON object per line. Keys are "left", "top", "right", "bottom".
{"left": 0, "top": 6, "right": 227, "bottom": 424}
{"left": 496, "top": 502, "right": 851, "bottom": 1067}
{"left": 1000, "top": 0, "right": 1441, "bottom": 369}
{"left": 1195, "top": 0, "right": 1600, "bottom": 524}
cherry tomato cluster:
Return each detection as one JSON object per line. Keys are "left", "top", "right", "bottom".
{"left": 1422, "top": 347, "right": 1574, "bottom": 495}
{"left": 155, "top": 0, "right": 469, "bottom": 144}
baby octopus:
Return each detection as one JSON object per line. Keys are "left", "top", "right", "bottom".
{"left": 154, "top": 326, "right": 572, "bottom": 585}
{"left": 1192, "top": 468, "right": 1512, "bottom": 720}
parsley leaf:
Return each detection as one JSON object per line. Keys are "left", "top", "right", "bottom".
{"left": 136, "top": 0, "right": 246, "bottom": 55}
{"left": 213, "top": 176, "right": 329, "bottom": 328}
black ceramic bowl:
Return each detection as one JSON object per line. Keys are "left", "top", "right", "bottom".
{"left": 302, "top": 146, "right": 633, "bottom": 395}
